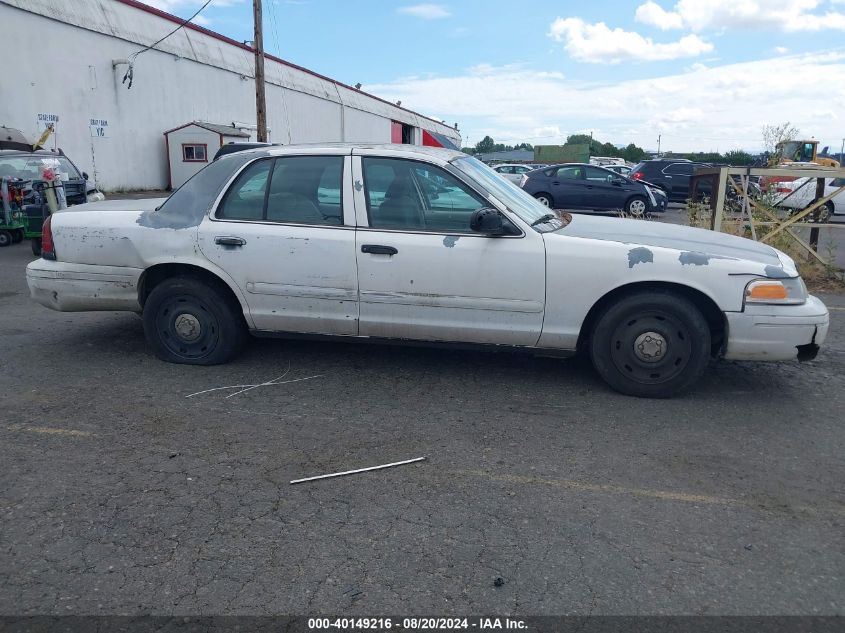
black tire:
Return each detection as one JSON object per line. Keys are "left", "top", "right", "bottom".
{"left": 0, "top": 230, "right": 12, "bottom": 247}
{"left": 534, "top": 193, "right": 554, "bottom": 208}
{"left": 31, "top": 238, "right": 42, "bottom": 256}
{"left": 12, "top": 229, "right": 24, "bottom": 243}
{"left": 625, "top": 195, "right": 648, "bottom": 217}
{"left": 142, "top": 276, "right": 247, "bottom": 365}
{"left": 589, "top": 290, "right": 711, "bottom": 398}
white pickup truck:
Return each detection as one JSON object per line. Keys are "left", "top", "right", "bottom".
{"left": 26, "top": 144, "right": 829, "bottom": 397}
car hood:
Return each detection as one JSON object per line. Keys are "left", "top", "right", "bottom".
{"left": 555, "top": 213, "right": 785, "bottom": 269}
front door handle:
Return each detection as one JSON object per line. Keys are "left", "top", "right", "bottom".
{"left": 361, "top": 244, "right": 398, "bottom": 255}
{"left": 215, "top": 236, "right": 246, "bottom": 247}
{"left": 552, "top": 181, "right": 560, "bottom": 186}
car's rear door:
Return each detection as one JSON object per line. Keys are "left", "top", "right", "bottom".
{"left": 662, "top": 162, "right": 695, "bottom": 199}
{"left": 197, "top": 150, "right": 359, "bottom": 334}
{"left": 351, "top": 151, "right": 545, "bottom": 346}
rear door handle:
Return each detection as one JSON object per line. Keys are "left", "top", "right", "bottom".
{"left": 361, "top": 244, "right": 398, "bottom": 255}
{"left": 215, "top": 236, "right": 246, "bottom": 246}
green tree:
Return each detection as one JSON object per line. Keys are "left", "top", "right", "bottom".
{"left": 621, "top": 143, "right": 646, "bottom": 163}
{"left": 723, "top": 150, "right": 754, "bottom": 165}
{"left": 475, "top": 135, "right": 495, "bottom": 153}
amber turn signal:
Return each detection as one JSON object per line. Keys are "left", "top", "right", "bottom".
{"left": 746, "top": 281, "right": 788, "bottom": 301}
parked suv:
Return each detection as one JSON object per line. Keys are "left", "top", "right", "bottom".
{"left": 630, "top": 159, "right": 712, "bottom": 202}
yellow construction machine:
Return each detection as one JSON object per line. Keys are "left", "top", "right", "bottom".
{"left": 772, "top": 139, "right": 840, "bottom": 167}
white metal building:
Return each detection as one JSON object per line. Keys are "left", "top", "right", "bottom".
{"left": 0, "top": 0, "right": 461, "bottom": 192}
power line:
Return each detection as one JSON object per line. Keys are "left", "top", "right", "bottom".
{"left": 122, "top": 0, "right": 213, "bottom": 88}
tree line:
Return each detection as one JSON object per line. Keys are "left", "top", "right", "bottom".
{"left": 463, "top": 134, "right": 757, "bottom": 166}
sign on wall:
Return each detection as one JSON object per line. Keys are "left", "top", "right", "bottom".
{"left": 89, "top": 118, "right": 109, "bottom": 138}
{"left": 36, "top": 113, "right": 59, "bottom": 133}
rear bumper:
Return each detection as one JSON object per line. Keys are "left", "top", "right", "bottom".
{"left": 26, "top": 259, "right": 143, "bottom": 312}
{"left": 724, "top": 295, "right": 829, "bottom": 361}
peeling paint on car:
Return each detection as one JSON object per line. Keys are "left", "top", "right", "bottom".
{"left": 679, "top": 251, "right": 709, "bottom": 266}
{"left": 628, "top": 247, "right": 653, "bottom": 268}
{"left": 764, "top": 264, "right": 791, "bottom": 279}
{"left": 443, "top": 236, "right": 459, "bottom": 248}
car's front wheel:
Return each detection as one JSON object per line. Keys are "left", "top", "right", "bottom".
{"left": 625, "top": 196, "right": 648, "bottom": 217}
{"left": 589, "top": 291, "right": 711, "bottom": 398}
{"left": 31, "top": 238, "right": 42, "bottom": 256}
{"left": 142, "top": 276, "right": 247, "bottom": 365}
{"left": 534, "top": 193, "right": 553, "bottom": 207}
{"left": 0, "top": 230, "right": 12, "bottom": 247}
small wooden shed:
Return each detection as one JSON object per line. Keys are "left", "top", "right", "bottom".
{"left": 164, "top": 122, "right": 252, "bottom": 189}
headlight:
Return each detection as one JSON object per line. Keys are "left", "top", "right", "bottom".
{"left": 519, "top": 174, "right": 528, "bottom": 188}
{"left": 645, "top": 187, "right": 656, "bottom": 205}
{"left": 744, "top": 277, "right": 807, "bottom": 305}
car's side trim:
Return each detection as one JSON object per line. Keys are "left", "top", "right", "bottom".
{"left": 359, "top": 290, "right": 543, "bottom": 313}
{"left": 246, "top": 282, "right": 357, "bottom": 301}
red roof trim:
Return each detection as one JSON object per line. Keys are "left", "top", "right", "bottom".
{"left": 115, "top": 0, "right": 457, "bottom": 133}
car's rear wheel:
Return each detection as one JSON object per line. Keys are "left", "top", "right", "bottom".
{"left": 12, "top": 229, "right": 24, "bottom": 243}
{"left": 625, "top": 196, "right": 648, "bottom": 217}
{"left": 142, "top": 276, "right": 247, "bottom": 365}
{"left": 534, "top": 193, "right": 553, "bottom": 207}
{"left": 0, "top": 230, "right": 12, "bottom": 247}
{"left": 589, "top": 291, "right": 711, "bottom": 398}
{"left": 30, "top": 238, "right": 42, "bottom": 256}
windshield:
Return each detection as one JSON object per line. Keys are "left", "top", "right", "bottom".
{"left": 0, "top": 154, "right": 82, "bottom": 181}
{"left": 451, "top": 156, "right": 563, "bottom": 231}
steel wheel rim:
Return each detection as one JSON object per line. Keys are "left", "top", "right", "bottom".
{"left": 155, "top": 294, "right": 219, "bottom": 360}
{"left": 608, "top": 311, "right": 693, "bottom": 385}
{"left": 537, "top": 196, "right": 551, "bottom": 207}
{"left": 629, "top": 199, "right": 646, "bottom": 216}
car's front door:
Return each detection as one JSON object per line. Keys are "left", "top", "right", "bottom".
{"left": 663, "top": 162, "right": 695, "bottom": 199}
{"left": 351, "top": 153, "right": 545, "bottom": 346}
{"left": 197, "top": 152, "right": 359, "bottom": 334}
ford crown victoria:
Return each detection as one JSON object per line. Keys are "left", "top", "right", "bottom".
{"left": 26, "top": 144, "right": 829, "bottom": 397}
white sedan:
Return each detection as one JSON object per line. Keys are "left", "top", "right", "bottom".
{"left": 491, "top": 163, "right": 543, "bottom": 184}
{"left": 27, "top": 144, "right": 829, "bottom": 397}
{"left": 768, "top": 175, "right": 844, "bottom": 223}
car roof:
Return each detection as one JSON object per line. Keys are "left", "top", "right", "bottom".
{"left": 224, "top": 142, "right": 467, "bottom": 162}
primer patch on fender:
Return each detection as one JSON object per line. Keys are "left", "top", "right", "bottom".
{"left": 628, "top": 247, "right": 653, "bottom": 268}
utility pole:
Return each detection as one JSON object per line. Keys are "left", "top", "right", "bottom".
{"left": 657, "top": 134, "right": 661, "bottom": 157}
{"left": 840, "top": 138, "right": 844, "bottom": 164}
{"left": 253, "top": 0, "right": 267, "bottom": 142}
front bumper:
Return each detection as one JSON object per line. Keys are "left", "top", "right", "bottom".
{"left": 724, "top": 295, "right": 829, "bottom": 361}
{"left": 26, "top": 259, "right": 143, "bottom": 312}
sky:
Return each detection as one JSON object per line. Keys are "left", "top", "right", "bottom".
{"left": 147, "top": 0, "right": 845, "bottom": 153}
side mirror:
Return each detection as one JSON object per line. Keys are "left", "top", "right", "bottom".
{"left": 82, "top": 172, "right": 89, "bottom": 180}
{"left": 612, "top": 177, "right": 624, "bottom": 186}
{"left": 470, "top": 207, "right": 506, "bottom": 235}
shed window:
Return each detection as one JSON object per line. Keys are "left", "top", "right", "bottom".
{"left": 182, "top": 144, "right": 207, "bottom": 162}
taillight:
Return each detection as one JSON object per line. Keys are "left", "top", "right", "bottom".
{"left": 775, "top": 187, "right": 792, "bottom": 193}
{"left": 631, "top": 171, "right": 644, "bottom": 180}
{"left": 41, "top": 215, "right": 56, "bottom": 260}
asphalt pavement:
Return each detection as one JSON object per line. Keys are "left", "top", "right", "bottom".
{"left": 1, "top": 242, "right": 843, "bottom": 616}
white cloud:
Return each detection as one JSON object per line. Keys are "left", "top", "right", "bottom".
{"left": 397, "top": 4, "right": 451, "bottom": 19}
{"left": 774, "top": 46, "right": 789, "bottom": 53}
{"left": 635, "top": 1, "right": 685, "bottom": 29}
{"left": 366, "top": 53, "right": 845, "bottom": 151}
{"left": 192, "top": 14, "right": 211, "bottom": 26}
{"left": 548, "top": 17, "right": 713, "bottom": 63}
{"left": 635, "top": 0, "right": 845, "bottom": 32}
